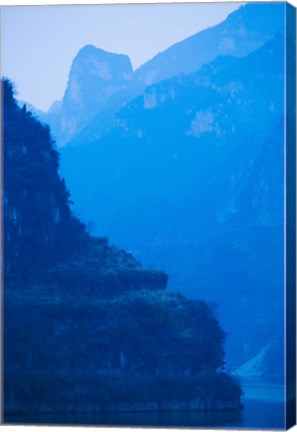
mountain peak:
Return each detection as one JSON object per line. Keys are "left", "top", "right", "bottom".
{"left": 77, "top": 43, "right": 98, "bottom": 54}
{"left": 52, "top": 45, "right": 133, "bottom": 144}
{"left": 71, "top": 44, "right": 133, "bottom": 80}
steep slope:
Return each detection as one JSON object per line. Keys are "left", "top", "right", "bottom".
{"left": 43, "top": 45, "right": 133, "bottom": 145}
{"left": 4, "top": 83, "right": 78, "bottom": 279}
{"left": 3, "top": 79, "right": 241, "bottom": 420}
{"left": 134, "top": 2, "right": 284, "bottom": 85}
{"left": 4, "top": 79, "right": 164, "bottom": 290}
{"left": 59, "top": 33, "right": 285, "bottom": 374}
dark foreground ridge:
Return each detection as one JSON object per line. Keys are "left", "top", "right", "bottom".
{"left": 3, "top": 79, "right": 242, "bottom": 418}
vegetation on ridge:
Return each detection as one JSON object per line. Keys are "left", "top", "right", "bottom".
{"left": 3, "top": 78, "right": 242, "bottom": 416}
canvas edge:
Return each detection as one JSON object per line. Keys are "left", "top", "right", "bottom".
{"left": 285, "top": 1, "right": 297, "bottom": 430}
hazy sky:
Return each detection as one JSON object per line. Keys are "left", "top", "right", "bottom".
{"left": 1, "top": 3, "right": 241, "bottom": 111}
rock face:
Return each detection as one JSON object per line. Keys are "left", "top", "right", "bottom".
{"left": 46, "top": 45, "right": 133, "bottom": 145}
{"left": 3, "top": 79, "right": 241, "bottom": 420}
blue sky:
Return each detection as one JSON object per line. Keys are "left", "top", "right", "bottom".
{"left": 1, "top": 3, "right": 241, "bottom": 111}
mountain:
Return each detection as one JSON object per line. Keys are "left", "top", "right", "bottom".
{"left": 43, "top": 2, "right": 284, "bottom": 148}
{"left": 3, "top": 79, "right": 241, "bottom": 419}
{"left": 43, "top": 45, "right": 133, "bottom": 145}
{"left": 134, "top": 2, "right": 284, "bottom": 85}
{"left": 59, "top": 30, "right": 286, "bottom": 376}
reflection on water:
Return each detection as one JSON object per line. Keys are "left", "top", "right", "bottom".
{"left": 241, "top": 377, "right": 285, "bottom": 402}
{"left": 238, "top": 398, "right": 285, "bottom": 429}
{"left": 4, "top": 401, "right": 284, "bottom": 429}
{"left": 4, "top": 379, "right": 285, "bottom": 429}
{"left": 237, "top": 377, "right": 285, "bottom": 429}
{"left": 4, "top": 409, "right": 242, "bottom": 428}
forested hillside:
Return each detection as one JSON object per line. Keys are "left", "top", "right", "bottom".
{"left": 3, "top": 79, "right": 241, "bottom": 417}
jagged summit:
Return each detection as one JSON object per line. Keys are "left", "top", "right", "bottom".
{"left": 46, "top": 44, "right": 134, "bottom": 144}
{"left": 70, "top": 44, "right": 133, "bottom": 81}
{"left": 75, "top": 43, "right": 130, "bottom": 61}
{"left": 76, "top": 43, "right": 102, "bottom": 54}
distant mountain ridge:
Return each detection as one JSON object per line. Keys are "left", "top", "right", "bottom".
{"left": 134, "top": 2, "right": 284, "bottom": 85}
{"left": 41, "top": 2, "right": 285, "bottom": 147}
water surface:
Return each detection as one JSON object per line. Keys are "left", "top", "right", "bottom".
{"left": 4, "top": 379, "right": 285, "bottom": 429}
